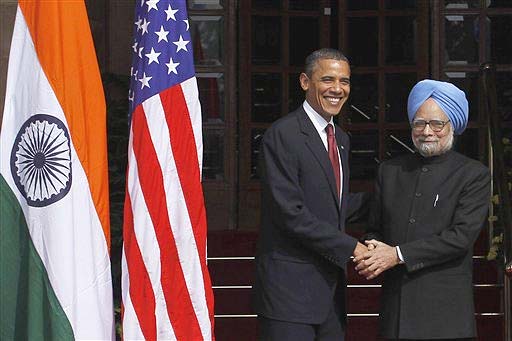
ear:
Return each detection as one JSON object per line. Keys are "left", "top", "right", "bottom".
{"left": 299, "top": 73, "right": 309, "bottom": 91}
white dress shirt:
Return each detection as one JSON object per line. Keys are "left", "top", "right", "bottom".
{"left": 302, "top": 100, "right": 343, "bottom": 201}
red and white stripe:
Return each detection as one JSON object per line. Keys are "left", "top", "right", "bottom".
{"left": 122, "top": 78, "right": 214, "bottom": 340}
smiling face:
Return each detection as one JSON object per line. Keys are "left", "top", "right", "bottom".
{"left": 412, "top": 98, "right": 454, "bottom": 157}
{"left": 299, "top": 58, "right": 351, "bottom": 122}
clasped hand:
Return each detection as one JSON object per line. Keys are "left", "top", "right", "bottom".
{"left": 353, "top": 240, "right": 400, "bottom": 280}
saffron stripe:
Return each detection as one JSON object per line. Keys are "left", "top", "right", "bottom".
{"left": 131, "top": 104, "right": 203, "bottom": 340}
{"left": 123, "top": 183, "right": 157, "bottom": 341}
{"left": 18, "top": 0, "right": 110, "bottom": 246}
{"left": 0, "top": 8, "right": 113, "bottom": 339}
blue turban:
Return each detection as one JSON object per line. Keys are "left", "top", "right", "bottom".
{"left": 407, "top": 79, "right": 469, "bottom": 135}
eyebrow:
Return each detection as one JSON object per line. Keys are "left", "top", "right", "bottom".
{"left": 320, "top": 76, "right": 351, "bottom": 82}
{"left": 414, "top": 119, "right": 446, "bottom": 121}
{"left": 413, "top": 118, "right": 448, "bottom": 121}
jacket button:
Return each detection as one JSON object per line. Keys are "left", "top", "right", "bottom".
{"left": 409, "top": 218, "right": 416, "bottom": 224}
{"left": 415, "top": 192, "right": 422, "bottom": 197}
{"left": 421, "top": 167, "right": 428, "bottom": 172}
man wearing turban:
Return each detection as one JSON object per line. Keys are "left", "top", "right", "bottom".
{"left": 355, "top": 80, "right": 490, "bottom": 340}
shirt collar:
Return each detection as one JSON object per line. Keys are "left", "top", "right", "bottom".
{"left": 303, "top": 100, "right": 334, "bottom": 135}
{"left": 417, "top": 149, "right": 454, "bottom": 164}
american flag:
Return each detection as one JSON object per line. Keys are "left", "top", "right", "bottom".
{"left": 121, "top": 1, "right": 215, "bottom": 340}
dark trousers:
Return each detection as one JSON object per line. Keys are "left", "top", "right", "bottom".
{"left": 258, "top": 307, "right": 344, "bottom": 341}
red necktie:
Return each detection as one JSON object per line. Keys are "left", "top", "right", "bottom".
{"left": 326, "top": 124, "right": 340, "bottom": 197}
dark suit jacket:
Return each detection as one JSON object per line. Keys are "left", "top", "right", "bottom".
{"left": 253, "top": 106, "right": 358, "bottom": 325}
{"left": 365, "top": 151, "right": 490, "bottom": 339}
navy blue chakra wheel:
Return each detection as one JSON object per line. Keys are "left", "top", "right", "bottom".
{"left": 10, "top": 114, "right": 72, "bottom": 207}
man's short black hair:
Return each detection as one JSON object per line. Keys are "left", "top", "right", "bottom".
{"left": 304, "top": 48, "right": 350, "bottom": 77}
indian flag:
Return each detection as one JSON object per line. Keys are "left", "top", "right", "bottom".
{"left": 0, "top": 1, "right": 113, "bottom": 340}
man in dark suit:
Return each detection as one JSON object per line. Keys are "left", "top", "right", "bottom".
{"left": 253, "top": 48, "right": 367, "bottom": 341}
{"left": 355, "top": 80, "right": 490, "bottom": 340}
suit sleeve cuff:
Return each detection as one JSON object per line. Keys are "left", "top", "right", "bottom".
{"left": 396, "top": 246, "right": 405, "bottom": 264}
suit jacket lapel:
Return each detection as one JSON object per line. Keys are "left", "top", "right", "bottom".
{"left": 335, "top": 127, "right": 348, "bottom": 199}
{"left": 297, "top": 109, "right": 340, "bottom": 209}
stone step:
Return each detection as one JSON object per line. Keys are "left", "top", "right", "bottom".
{"left": 207, "top": 231, "right": 504, "bottom": 340}
{"left": 207, "top": 256, "right": 501, "bottom": 287}
{"left": 213, "top": 315, "right": 504, "bottom": 341}
{"left": 207, "top": 228, "right": 491, "bottom": 257}
{"left": 212, "top": 284, "right": 503, "bottom": 315}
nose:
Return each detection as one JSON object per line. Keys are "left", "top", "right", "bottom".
{"left": 331, "top": 81, "right": 343, "bottom": 93}
{"left": 421, "top": 123, "right": 434, "bottom": 135}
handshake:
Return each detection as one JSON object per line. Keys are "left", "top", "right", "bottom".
{"left": 352, "top": 240, "right": 401, "bottom": 280}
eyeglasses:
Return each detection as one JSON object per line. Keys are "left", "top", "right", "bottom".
{"left": 411, "top": 119, "right": 450, "bottom": 132}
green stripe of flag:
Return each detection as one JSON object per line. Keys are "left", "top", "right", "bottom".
{"left": 0, "top": 175, "right": 74, "bottom": 341}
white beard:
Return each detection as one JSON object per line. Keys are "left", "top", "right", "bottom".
{"left": 414, "top": 133, "right": 454, "bottom": 157}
